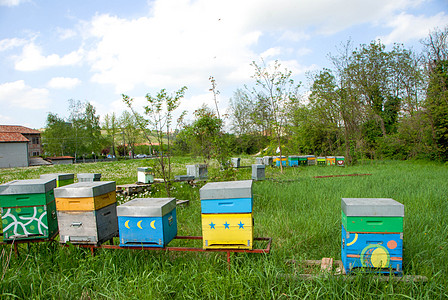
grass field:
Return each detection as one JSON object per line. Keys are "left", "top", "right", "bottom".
{"left": 1, "top": 158, "right": 447, "bottom": 299}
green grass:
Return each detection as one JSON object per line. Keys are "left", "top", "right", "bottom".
{"left": 1, "top": 158, "right": 447, "bottom": 299}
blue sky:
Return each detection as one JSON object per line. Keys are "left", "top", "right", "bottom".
{"left": 0, "top": 0, "right": 447, "bottom": 129}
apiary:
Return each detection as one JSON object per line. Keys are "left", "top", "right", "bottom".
{"left": 341, "top": 198, "right": 404, "bottom": 274}
{"left": 117, "top": 198, "right": 177, "bottom": 247}
{"left": 40, "top": 173, "right": 74, "bottom": 187}
{"left": 200, "top": 180, "right": 253, "bottom": 250}
{"left": 307, "top": 155, "right": 316, "bottom": 166}
{"left": 288, "top": 156, "right": 299, "bottom": 167}
{"left": 0, "top": 178, "right": 58, "bottom": 241}
{"left": 251, "top": 164, "right": 265, "bottom": 181}
{"left": 317, "top": 157, "right": 326, "bottom": 166}
{"left": 77, "top": 173, "right": 101, "bottom": 182}
{"left": 137, "top": 167, "right": 154, "bottom": 184}
{"left": 55, "top": 181, "right": 118, "bottom": 245}
{"left": 336, "top": 156, "right": 345, "bottom": 166}
{"left": 326, "top": 156, "right": 336, "bottom": 166}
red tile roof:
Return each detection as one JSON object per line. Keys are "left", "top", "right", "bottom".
{"left": 0, "top": 125, "right": 41, "bottom": 134}
{"left": 46, "top": 156, "right": 75, "bottom": 160}
{"left": 0, "top": 132, "right": 29, "bottom": 142}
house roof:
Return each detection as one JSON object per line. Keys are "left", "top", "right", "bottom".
{"left": 0, "top": 132, "right": 29, "bottom": 143}
{"left": 46, "top": 156, "right": 75, "bottom": 160}
{"left": 0, "top": 125, "right": 40, "bottom": 134}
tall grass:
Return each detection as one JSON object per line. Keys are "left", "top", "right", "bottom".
{"left": 0, "top": 158, "right": 447, "bottom": 299}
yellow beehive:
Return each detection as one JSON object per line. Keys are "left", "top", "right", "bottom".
{"left": 202, "top": 213, "right": 253, "bottom": 250}
{"left": 55, "top": 191, "right": 116, "bottom": 211}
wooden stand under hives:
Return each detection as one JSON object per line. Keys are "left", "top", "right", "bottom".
{"left": 283, "top": 258, "right": 428, "bottom": 282}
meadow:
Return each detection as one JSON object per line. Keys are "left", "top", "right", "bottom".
{"left": 0, "top": 158, "right": 447, "bottom": 299}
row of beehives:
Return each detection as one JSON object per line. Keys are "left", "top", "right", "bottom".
{"left": 254, "top": 155, "right": 345, "bottom": 167}
{"left": 0, "top": 176, "right": 255, "bottom": 250}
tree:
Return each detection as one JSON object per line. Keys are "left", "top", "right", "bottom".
{"left": 42, "top": 113, "right": 72, "bottom": 156}
{"left": 103, "top": 112, "right": 119, "bottom": 157}
{"left": 123, "top": 87, "right": 187, "bottom": 196}
{"left": 251, "top": 59, "right": 300, "bottom": 172}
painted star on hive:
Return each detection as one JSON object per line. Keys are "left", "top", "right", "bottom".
{"left": 238, "top": 221, "right": 244, "bottom": 229}
{"left": 209, "top": 222, "right": 215, "bottom": 229}
{"left": 223, "top": 221, "right": 230, "bottom": 229}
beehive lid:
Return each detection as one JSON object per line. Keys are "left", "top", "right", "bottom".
{"left": 137, "top": 167, "right": 152, "bottom": 172}
{"left": 77, "top": 173, "right": 101, "bottom": 180}
{"left": 117, "top": 197, "right": 176, "bottom": 217}
{"left": 200, "top": 180, "right": 252, "bottom": 199}
{"left": 341, "top": 198, "right": 404, "bottom": 217}
{"left": 317, "top": 157, "right": 326, "bottom": 159}
{"left": 336, "top": 156, "right": 345, "bottom": 159}
{"left": 0, "top": 178, "right": 56, "bottom": 195}
{"left": 54, "top": 181, "right": 116, "bottom": 198}
{"left": 252, "top": 164, "right": 265, "bottom": 169}
{"left": 288, "top": 155, "right": 299, "bottom": 158}
{"left": 40, "top": 173, "right": 74, "bottom": 181}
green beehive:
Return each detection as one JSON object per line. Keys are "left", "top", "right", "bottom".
{"left": 317, "top": 157, "right": 326, "bottom": 166}
{"left": 298, "top": 156, "right": 307, "bottom": 166}
{"left": 40, "top": 173, "right": 74, "bottom": 187}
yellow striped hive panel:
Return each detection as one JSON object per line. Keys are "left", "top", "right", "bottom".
{"left": 201, "top": 213, "right": 253, "bottom": 250}
{"left": 56, "top": 191, "right": 116, "bottom": 211}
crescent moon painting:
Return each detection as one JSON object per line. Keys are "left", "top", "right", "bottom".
{"left": 150, "top": 220, "right": 156, "bottom": 229}
{"left": 125, "top": 220, "right": 130, "bottom": 229}
{"left": 137, "top": 220, "right": 143, "bottom": 229}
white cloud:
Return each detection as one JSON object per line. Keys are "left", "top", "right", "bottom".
{"left": 47, "top": 77, "right": 81, "bottom": 89}
{"left": 14, "top": 43, "right": 84, "bottom": 71}
{"left": 0, "top": 80, "right": 50, "bottom": 109}
{"left": 56, "top": 27, "right": 77, "bottom": 40}
{"left": 0, "top": 0, "right": 27, "bottom": 6}
{"left": 0, "top": 38, "right": 27, "bottom": 51}
{"left": 378, "top": 12, "right": 448, "bottom": 44}
{"left": 0, "top": 114, "right": 13, "bottom": 123}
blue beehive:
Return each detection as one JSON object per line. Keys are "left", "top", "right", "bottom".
{"left": 117, "top": 198, "right": 177, "bottom": 247}
{"left": 200, "top": 180, "right": 253, "bottom": 214}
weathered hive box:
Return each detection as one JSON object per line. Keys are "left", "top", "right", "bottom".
{"left": 299, "top": 156, "right": 308, "bottom": 166}
{"left": 306, "top": 155, "right": 316, "bottom": 166}
{"left": 317, "top": 157, "right": 326, "bottom": 166}
{"left": 54, "top": 181, "right": 116, "bottom": 211}
{"left": 341, "top": 198, "right": 404, "bottom": 274}
{"left": 326, "top": 156, "right": 336, "bottom": 166}
{"left": 255, "top": 157, "right": 263, "bottom": 165}
{"left": 336, "top": 156, "right": 345, "bottom": 166}
{"left": 117, "top": 198, "right": 177, "bottom": 247}
{"left": 274, "top": 156, "right": 287, "bottom": 167}
{"left": 288, "top": 156, "right": 299, "bottom": 167}
{"left": 57, "top": 203, "right": 118, "bottom": 245}
{"left": 137, "top": 167, "right": 154, "bottom": 184}
{"left": 341, "top": 225, "right": 403, "bottom": 273}
{"left": 263, "top": 156, "right": 273, "bottom": 166}
{"left": 0, "top": 179, "right": 58, "bottom": 241}
{"left": 202, "top": 213, "right": 253, "bottom": 249}
{"left": 40, "top": 173, "right": 74, "bottom": 187}
{"left": 251, "top": 164, "right": 265, "bottom": 181}
{"left": 231, "top": 158, "right": 241, "bottom": 168}
{"left": 77, "top": 173, "right": 101, "bottom": 182}
{"left": 186, "top": 164, "right": 208, "bottom": 179}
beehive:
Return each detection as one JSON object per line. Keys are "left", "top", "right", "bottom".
{"left": 186, "top": 164, "right": 208, "bottom": 179}
{"left": 307, "top": 155, "right": 316, "bottom": 166}
{"left": 251, "top": 164, "right": 265, "bottom": 181}
{"left": 255, "top": 157, "right": 263, "bottom": 165}
{"left": 326, "top": 156, "right": 336, "bottom": 166}
{"left": 117, "top": 198, "right": 177, "bottom": 247}
{"left": 262, "top": 156, "right": 273, "bottom": 166}
{"left": 40, "top": 173, "right": 74, "bottom": 187}
{"left": 274, "top": 156, "right": 287, "bottom": 167}
{"left": 200, "top": 180, "right": 253, "bottom": 249}
{"left": 55, "top": 181, "right": 118, "bottom": 245}
{"left": 77, "top": 173, "right": 101, "bottom": 182}
{"left": 231, "top": 158, "right": 241, "bottom": 168}
{"left": 317, "top": 157, "right": 326, "bottom": 166}
{"left": 137, "top": 167, "right": 154, "bottom": 184}
{"left": 288, "top": 156, "right": 299, "bottom": 167}
{"left": 341, "top": 198, "right": 404, "bottom": 274}
{"left": 298, "top": 156, "right": 308, "bottom": 166}
{"left": 336, "top": 156, "right": 345, "bottom": 166}
{"left": 0, "top": 179, "right": 58, "bottom": 241}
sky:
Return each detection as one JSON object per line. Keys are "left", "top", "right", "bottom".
{"left": 0, "top": 0, "right": 447, "bottom": 130}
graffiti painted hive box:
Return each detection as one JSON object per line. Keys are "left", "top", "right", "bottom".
{"left": 117, "top": 198, "right": 177, "bottom": 247}
{"left": 58, "top": 203, "right": 118, "bottom": 245}
{"left": 326, "top": 156, "right": 336, "bottom": 166}
{"left": 336, "top": 156, "right": 345, "bottom": 166}
{"left": 341, "top": 225, "right": 403, "bottom": 274}
{"left": 54, "top": 181, "right": 116, "bottom": 211}
{"left": 317, "top": 157, "right": 326, "bottom": 166}
{"left": 40, "top": 173, "right": 74, "bottom": 187}
{"left": 202, "top": 213, "right": 253, "bottom": 249}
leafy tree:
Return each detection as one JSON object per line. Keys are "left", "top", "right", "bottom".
{"left": 42, "top": 113, "right": 72, "bottom": 156}
{"left": 103, "top": 112, "right": 119, "bottom": 157}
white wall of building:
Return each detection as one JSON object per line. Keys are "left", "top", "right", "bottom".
{"left": 0, "top": 142, "right": 29, "bottom": 168}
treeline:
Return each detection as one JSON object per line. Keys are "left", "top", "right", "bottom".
{"left": 42, "top": 27, "right": 448, "bottom": 163}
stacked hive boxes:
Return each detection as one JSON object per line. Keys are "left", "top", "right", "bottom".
{"left": 288, "top": 156, "right": 299, "bottom": 167}
{"left": 0, "top": 179, "right": 58, "bottom": 241}
{"left": 40, "top": 173, "right": 74, "bottom": 187}
{"left": 200, "top": 180, "right": 253, "bottom": 249}
{"left": 263, "top": 156, "right": 273, "bottom": 166}
{"left": 251, "top": 164, "right": 265, "bottom": 181}
{"left": 317, "top": 157, "right": 326, "bottom": 166}
{"left": 336, "top": 156, "right": 345, "bottom": 166}
{"left": 186, "top": 164, "right": 208, "bottom": 179}
{"left": 341, "top": 198, "right": 404, "bottom": 274}
{"left": 117, "top": 198, "right": 177, "bottom": 247}
{"left": 54, "top": 181, "right": 118, "bottom": 245}
{"left": 307, "top": 155, "right": 316, "bottom": 166}
{"left": 137, "top": 167, "right": 154, "bottom": 184}
{"left": 299, "top": 156, "right": 308, "bottom": 166}
{"left": 326, "top": 156, "right": 336, "bottom": 166}
{"left": 274, "top": 156, "right": 287, "bottom": 167}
